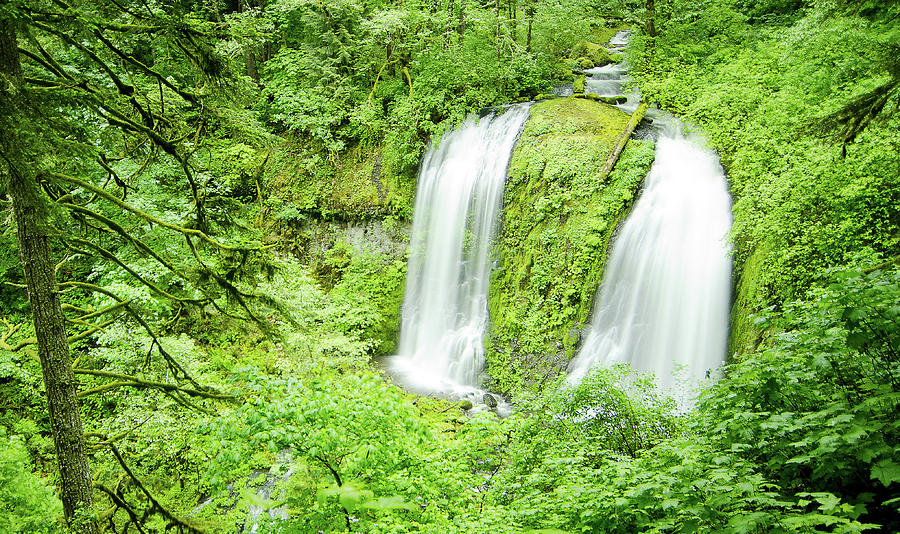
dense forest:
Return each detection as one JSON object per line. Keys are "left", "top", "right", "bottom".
{"left": 0, "top": 0, "right": 898, "bottom": 531}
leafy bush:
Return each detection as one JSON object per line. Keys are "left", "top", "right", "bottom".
{"left": 204, "top": 370, "right": 473, "bottom": 531}
{"left": 698, "top": 265, "right": 900, "bottom": 530}
{"left": 0, "top": 431, "right": 64, "bottom": 533}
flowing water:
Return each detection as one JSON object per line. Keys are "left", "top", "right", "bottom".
{"left": 390, "top": 104, "right": 530, "bottom": 401}
{"left": 567, "top": 128, "right": 733, "bottom": 392}
{"left": 569, "top": 31, "right": 733, "bottom": 395}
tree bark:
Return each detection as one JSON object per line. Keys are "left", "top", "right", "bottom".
{"left": 599, "top": 101, "right": 649, "bottom": 179}
{"left": 238, "top": 0, "right": 260, "bottom": 83}
{"left": 508, "top": 0, "right": 517, "bottom": 44}
{"left": 446, "top": 0, "right": 454, "bottom": 48}
{"left": 645, "top": 0, "right": 658, "bottom": 38}
{"left": 0, "top": 16, "right": 98, "bottom": 534}
{"left": 457, "top": 0, "right": 466, "bottom": 41}
{"left": 495, "top": 0, "right": 501, "bottom": 63}
{"left": 525, "top": 4, "right": 534, "bottom": 53}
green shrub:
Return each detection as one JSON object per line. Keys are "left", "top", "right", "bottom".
{"left": 0, "top": 431, "right": 64, "bottom": 533}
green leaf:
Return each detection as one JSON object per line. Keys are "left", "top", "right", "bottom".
{"left": 661, "top": 498, "right": 680, "bottom": 510}
{"left": 870, "top": 459, "right": 900, "bottom": 487}
{"left": 360, "top": 495, "right": 418, "bottom": 512}
{"left": 338, "top": 487, "right": 362, "bottom": 512}
{"left": 237, "top": 488, "right": 272, "bottom": 509}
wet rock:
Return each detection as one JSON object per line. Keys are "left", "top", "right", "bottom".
{"left": 567, "top": 326, "right": 582, "bottom": 346}
{"left": 573, "top": 74, "right": 585, "bottom": 94}
{"left": 459, "top": 400, "right": 474, "bottom": 410}
{"left": 599, "top": 95, "right": 628, "bottom": 105}
{"left": 482, "top": 393, "right": 498, "bottom": 408}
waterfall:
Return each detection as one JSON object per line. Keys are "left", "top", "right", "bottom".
{"left": 568, "top": 127, "right": 733, "bottom": 393}
{"left": 391, "top": 104, "right": 530, "bottom": 396}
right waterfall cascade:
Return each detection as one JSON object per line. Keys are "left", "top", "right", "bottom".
{"left": 568, "top": 30, "right": 734, "bottom": 393}
{"left": 567, "top": 130, "right": 733, "bottom": 391}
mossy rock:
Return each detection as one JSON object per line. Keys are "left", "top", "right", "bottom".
{"left": 570, "top": 40, "right": 592, "bottom": 59}
{"left": 555, "top": 61, "right": 574, "bottom": 80}
{"left": 572, "top": 40, "right": 616, "bottom": 68}
{"left": 485, "top": 98, "right": 656, "bottom": 395}
{"left": 573, "top": 75, "right": 586, "bottom": 94}
{"left": 589, "top": 25, "right": 629, "bottom": 45}
{"left": 728, "top": 242, "right": 771, "bottom": 358}
{"left": 589, "top": 47, "right": 614, "bottom": 67}
{"left": 578, "top": 94, "right": 628, "bottom": 105}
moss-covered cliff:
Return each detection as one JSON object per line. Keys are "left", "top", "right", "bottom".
{"left": 263, "top": 140, "right": 417, "bottom": 225}
{"left": 485, "top": 97, "right": 655, "bottom": 394}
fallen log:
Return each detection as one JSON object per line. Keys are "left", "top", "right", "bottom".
{"left": 599, "top": 101, "right": 649, "bottom": 179}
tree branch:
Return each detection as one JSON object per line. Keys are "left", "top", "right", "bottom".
{"left": 60, "top": 281, "right": 204, "bottom": 387}
{"left": 52, "top": 172, "right": 256, "bottom": 251}
{"left": 75, "top": 368, "right": 234, "bottom": 401}
{"left": 106, "top": 443, "right": 207, "bottom": 534}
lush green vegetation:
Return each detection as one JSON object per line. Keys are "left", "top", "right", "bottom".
{"left": 1, "top": 0, "right": 898, "bottom": 532}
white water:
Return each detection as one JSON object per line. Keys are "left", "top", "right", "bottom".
{"left": 390, "top": 104, "right": 530, "bottom": 398}
{"left": 568, "top": 127, "right": 733, "bottom": 393}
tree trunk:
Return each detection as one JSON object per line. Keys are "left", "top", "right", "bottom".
{"left": 446, "top": 0, "right": 454, "bottom": 48}
{"left": 525, "top": 5, "right": 534, "bottom": 53}
{"left": 599, "top": 101, "right": 649, "bottom": 179}
{"left": 239, "top": 0, "right": 260, "bottom": 83}
{"left": 0, "top": 17, "right": 99, "bottom": 534}
{"left": 645, "top": 0, "right": 658, "bottom": 38}
{"left": 245, "top": 49, "right": 259, "bottom": 82}
{"left": 508, "top": 0, "right": 517, "bottom": 44}
{"left": 457, "top": 0, "right": 466, "bottom": 41}
{"left": 495, "top": 0, "right": 501, "bottom": 63}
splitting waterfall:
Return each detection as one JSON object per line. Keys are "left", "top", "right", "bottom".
{"left": 568, "top": 127, "right": 733, "bottom": 393}
{"left": 391, "top": 104, "right": 530, "bottom": 396}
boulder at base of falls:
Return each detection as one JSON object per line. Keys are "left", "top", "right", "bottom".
{"left": 482, "top": 394, "right": 498, "bottom": 408}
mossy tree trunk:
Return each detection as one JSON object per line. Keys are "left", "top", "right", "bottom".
{"left": 458, "top": 0, "right": 466, "bottom": 41}
{"left": 645, "top": 0, "right": 658, "bottom": 38}
{"left": 525, "top": 4, "right": 534, "bottom": 53}
{"left": 508, "top": 0, "right": 517, "bottom": 42}
{"left": 0, "top": 16, "right": 98, "bottom": 534}
{"left": 495, "top": 0, "right": 501, "bottom": 63}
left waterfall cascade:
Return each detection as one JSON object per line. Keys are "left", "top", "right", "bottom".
{"left": 389, "top": 104, "right": 532, "bottom": 400}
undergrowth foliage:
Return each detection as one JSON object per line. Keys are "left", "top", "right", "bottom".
{"left": 463, "top": 266, "right": 898, "bottom": 533}
{"left": 698, "top": 266, "right": 900, "bottom": 531}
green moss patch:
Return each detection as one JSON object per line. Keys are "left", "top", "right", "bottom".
{"left": 485, "top": 98, "right": 655, "bottom": 394}
{"left": 572, "top": 40, "right": 616, "bottom": 68}
{"left": 265, "top": 140, "right": 416, "bottom": 222}
{"left": 589, "top": 26, "right": 628, "bottom": 45}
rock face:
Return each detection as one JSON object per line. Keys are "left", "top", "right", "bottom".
{"left": 485, "top": 97, "right": 656, "bottom": 394}
{"left": 302, "top": 218, "right": 410, "bottom": 260}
